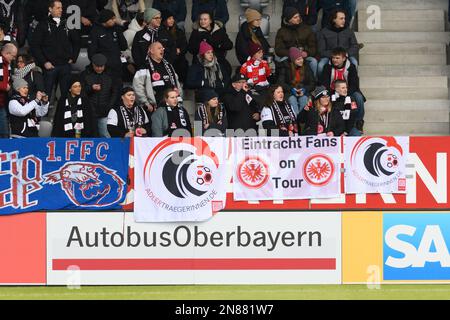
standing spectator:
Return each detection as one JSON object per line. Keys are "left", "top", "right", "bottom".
{"left": 112, "top": 0, "right": 145, "bottom": 27}
{"left": 152, "top": 0, "right": 187, "bottom": 30}
{"left": 317, "top": 9, "right": 358, "bottom": 76}
{"left": 331, "top": 79, "right": 360, "bottom": 136}
{"left": 31, "top": 0, "right": 80, "bottom": 102}
{"left": 195, "top": 88, "right": 227, "bottom": 136}
{"left": 235, "top": 8, "right": 271, "bottom": 65}
{"left": 122, "top": 11, "right": 145, "bottom": 79}
{"left": 277, "top": 47, "right": 315, "bottom": 115}
{"left": 282, "top": 0, "right": 318, "bottom": 27}
{"left": 62, "top": 0, "right": 98, "bottom": 34}
{"left": 133, "top": 41, "right": 183, "bottom": 114}
{"left": 318, "top": 0, "right": 351, "bottom": 28}
{"left": 319, "top": 46, "right": 365, "bottom": 132}
{"left": 275, "top": 7, "right": 318, "bottom": 79}
{"left": 12, "top": 54, "right": 45, "bottom": 100}
{"left": 223, "top": 73, "right": 260, "bottom": 133}
{"left": 0, "top": 0, "right": 26, "bottom": 47}
{"left": 261, "top": 84, "right": 298, "bottom": 136}
{"left": 25, "top": 0, "right": 51, "bottom": 43}
{"left": 0, "top": 43, "right": 17, "bottom": 138}
{"left": 96, "top": 0, "right": 108, "bottom": 12}
{"left": 8, "top": 78, "right": 49, "bottom": 138}
{"left": 187, "top": 11, "right": 233, "bottom": 76}
{"left": 88, "top": 9, "right": 128, "bottom": 91}
{"left": 107, "top": 86, "right": 151, "bottom": 137}
{"left": 298, "top": 85, "right": 344, "bottom": 136}
{"left": 132, "top": 7, "right": 176, "bottom": 68}
{"left": 151, "top": 88, "right": 192, "bottom": 137}
{"left": 80, "top": 53, "right": 119, "bottom": 138}
{"left": 186, "top": 40, "right": 229, "bottom": 98}
{"left": 161, "top": 9, "right": 188, "bottom": 83}
{"left": 240, "top": 42, "right": 271, "bottom": 90}
{"left": 52, "top": 75, "right": 96, "bottom": 137}
{"left": 191, "top": 0, "right": 229, "bottom": 26}
{"left": 0, "top": 19, "right": 15, "bottom": 47}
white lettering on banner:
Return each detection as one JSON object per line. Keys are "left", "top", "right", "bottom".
{"left": 385, "top": 225, "right": 450, "bottom": 268}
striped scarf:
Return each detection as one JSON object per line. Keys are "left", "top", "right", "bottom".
{"left": 62, "top": 96, "right": 85, "bottom": 134}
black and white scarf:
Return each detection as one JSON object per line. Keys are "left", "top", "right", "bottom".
{"left": 0, "top": 0, "right": 15, "bottom": 28}
{"left": 0, "top": 55, "right": 11, "bottom": 83}
{"left": 270, "top": 101, "right": 296, "bottom": 127}
{"left": 166, "top": 104, "right": 189, "bottom": 135}
{"left": 63, "top": 96, "right": 85, "bottom": 133}
{"left": 147, "top": 58, "right": 177, "bottom": 88}
{"left": 119, "top": 104, "right": 145, "bottom": 131}
{"left": 199, "top": 103, "right": 224, "bottom": 127}
{"left": 12, "top": 62, "right": 35, "bottom": 81}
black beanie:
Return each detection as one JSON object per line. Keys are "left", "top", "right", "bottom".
{"left": 201, "top": 89, "right": 218, "bottom": 103}
{"left": 68, "top": 74, "right": 81, "bottom": 90}
{"left": 98, "top": 9, "right": 115, "bottom": 24}
{"left": 161, "top": 9, "right": 175, "bottom": 22}
{"left": 121, "top": 86, "right": 134, "bottom": 96}
{"left": 283, "top": 7, "right": 300, "bottom": 21}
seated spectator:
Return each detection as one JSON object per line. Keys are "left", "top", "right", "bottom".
{"left": 112, "top": 0, "right": 145, "bottom": 27}
{"left": 222, "top": 73, "right": 260, "bottom": 133}
{"left": 331, "top": 79, "right": 360, "bottom": 136}
{"left": 275, "top": 7, "right": 318, "bottom": 79}
{"left": 133, "top": 41, "right": 183, "bottom": 114}
{"left": 319, "top": 47, "right": 365, "bottom": 132}
{"left": 240, "top": 42, "right": 271, "bottom": 91}
{"left": 318, "top": 0, "right": 351, "bottom": 28}
{"left": 282, "top": 0, "right": 318, "bottom": 27}
{"left": 187, "top": 10, "right": 233, "bottom": 77}
{"left": 235, "top": 8, "right": 271, "bottom": 65}
{"left": 88, "top": 10, "right": 127, "bottom": 91}
{"left": 131, "top": 8, "right": 176, "bottom": 68}
{"left": 161, "top": 9, "right": 189, "bottom": 83}
{"left": 317, "top": 9, "right": 358, "bottom": 76}
{"left": 195, "top": 88, "right": 227, "bottom": 136}
{"left": 80, "top": 53, "right": 119, "bottom": 138}
{"left": 151, "top": 88, "right": 192, "bottom": 137}
{"left": 261, "top": 84, "right": 298, "bottom": 136}
{"left": 8, "top": 78, "right": 49, "bottom": 138}
{"left": 191, "top": 0, "right": 229, "bottom": 26}
{"left": 63, "top": 0, "right": 98, "bottom": 35}
{"left": 186, "top": 40, "right": 229, "bottom": 99}
{"left": 107, "top": 86, "right": 151, "bottom": 138}
{"left": 152, "top": 0, "right": 187, "bottom": 30}
{"left": 52, "top": 75, "right": 96, "bottom": 137}
{"left": 12, "top": 54, "right": 45, "bottom": 100}
{"left": 277, "top": 47, "right": 315, "bottom": 115}
{"left": 298, "top": 85, "right": 344, "bottom": 136}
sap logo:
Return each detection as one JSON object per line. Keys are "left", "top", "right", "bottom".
{"left": 385, "top": 225, "right": 450, "bottom": 268}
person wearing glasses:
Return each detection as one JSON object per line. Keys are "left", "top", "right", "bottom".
{"left": 131, "top": 8, "right": 176, "bottom": 69}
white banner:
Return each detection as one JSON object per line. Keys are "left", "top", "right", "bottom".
{"left": 344, "top": 137, "right": 409, "bottom": 194}
{"left": 46, "top": 212, "right": 341, "bottom": 285}
{"left": 233, "top": 136, "right": 341, "bottom": 201}
{"left": 134, "top": 137, "right": 228, "bottom": 222}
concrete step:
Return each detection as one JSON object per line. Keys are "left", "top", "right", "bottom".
{"left": 364, "top": 122, "right": 450, "bottom": 135}
{"left": 362, "top": 88, "right": 449, "bottom": 100}
{"left": 359, "top": 9, "right": 444, "bottom": 21}
{"left": 364, "top": 99, "right": 450, "bottom": 111}
{"left": 359, "top": 21, "right": 444, "bottom": 32}
{"left": 360, "top": 54, "right": 446, "bottom": 65}
{"left": 358, "top": 10, "right": 445, "bottom": 31}
{"left": 356, "top": 32, "right": 450, "bottom": 43}
{"left": 358, "top": 0, "right": 448, "bottom": 10}
{"left": 360, "top": 76, "right": 448, "bottom": 88}
{"left": 365, "top": 109, "right": 449, "bottom": 122}
{"left": 358, "top": 65, "right": 450, "bottom": 77}
{"left": 361, "top": 43, "right": 446, "bottom": 55}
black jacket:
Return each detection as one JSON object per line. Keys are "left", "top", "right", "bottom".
{"left": 331, "top": 94, "right": 357, "bottom": 134}
{"left": 0, "top": 0, "right": 26, "bottom": 47}
{"left": 31, "top": 16, "right": 81, "bottom": 67}
{"left": 88, "top": 23, "right": 128, "bottom": 76}
{"left": 185, "top": 60, "right": 230, "bottom": 98}
{"left": 298, "top": 106, "right": 345, "bottom": 136}
{"left": 317, "top": 25, "right": 359, "bottom": 58}
{"left": 222, "top": 86, "right": 259, "bottom": 131}
{"left": 319, "top": 60, "right": 363, "bottom": 97}
{"left": 276, "top": 60, "right": 316, "bottom": 95}
{"left": 235, "top": 22, "right": 271, "bottom": 65}
{"left": 283, "top": 0, "right": 318, "bottom": 26}
{"left": 195, "top": 103, "right": 228, "bottom": 136}
{"left": 23, "top": 67, "right": 45, "bottom": 100}
{"left": 132, "top": 26, "right": 176, "bottom": 69}
{"left": 80, "top": 65, "right": 119, "bottom": 118}
{"left": 191, "top": 0, "right": 229, "bottom": 25}
{"left": 153, "top": 0, "right": 187, "bottom": 25}
{"left": 52, "top": 95, "right": 96, "bottom": 137}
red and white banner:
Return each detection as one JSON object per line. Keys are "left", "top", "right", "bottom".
{"left": 134, "top": 137, "right": 228, "bottom": 222}
{"left": 344, "top": 137, "right": 409, "bottom": 194}
{"left": 233, "top": 136, "right": 341, "bottom": 201}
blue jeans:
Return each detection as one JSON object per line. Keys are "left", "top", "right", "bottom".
{"left": 288, "top": 95, "right": 309, "bottom": 115}
{"left": 97, "top": 117, "right": 110, "bottom": 138}
{"left": 43, "top": 64, "right": 72, "bottom": 101}
{"left": 352, "top": 91, "right": 365, "bottom": 121}
{"left": 305, "top": 56, "right": 318, "bottom": 79}
{"left": 348, "top": 127, "right": 362, "bottom": 136}
{"left": 318, "top": 56, "right": 359, "bottom": 78}
{"left": 0, "top": 108, "right": 9, "bottom": 138}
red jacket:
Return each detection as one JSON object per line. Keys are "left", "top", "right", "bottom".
{"left": 240, "top": 58, "right": 271, "bottom": 87}
{"left": 0, "top": 55, "right": 10, "bottom": 108}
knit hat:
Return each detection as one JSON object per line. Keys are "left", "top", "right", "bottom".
{"left": 199, "top": 40, "right": 213, "bottom": 56}
{"left": 231, "top": 73, "right": 248, "bottom": 83}
{"left": 289, "top": 47, "right": 308, "bottom": 61}
{"left": 91, "top": 53, "right": 107, "bottom": 66}
{"left": 161, "top": 9, "right": 175, "bottom": 22}
{"left": 248, "top": 42, "right": 263, "bottom": 58}
{"left": 13, "top": 78, "right": 28, "bottom": 91}
{"left": 97, "top": 9, "right": 115, "bottom": 24}
{"left": 68, "top": 74, "right": 81, "bottom": 90}
{"left": 245, "top": 8, "right": 262, "bottom": 23}
{"left": 283, "top": 7, "right": 300, "bottom": 22}
{"left": 201, "top": 89, "right": 218, "bottom": 103}
{"left": 121, "top": 86, "right": 135, "bottom": 96}
{"left": 312, "top": 86, "right": 330, "bottom": 100}
{"left": 144, "top": 8, "right": 161, "bottom": 23}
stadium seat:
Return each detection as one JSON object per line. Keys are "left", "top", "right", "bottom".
{"left": 239, "top": 0, "right": 270, "bottom": 11}
{"left": 239, "top": 14, "right": 270, "bottom": 39}
{"left": 72, "top": 48, "right": 90, "bottom": 74}
{"left": 38, "top": 121, "right": 53, "bottom": 137}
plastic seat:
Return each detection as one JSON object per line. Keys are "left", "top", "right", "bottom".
{"left": 239, "top": 0, "right": 270, "bottom": 11}
{"left": 71, "top": 48, "right": 90, "bottom": 74}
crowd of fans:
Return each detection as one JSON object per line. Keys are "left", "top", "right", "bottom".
{"left": 0, "top": 0, "right": 365, "bottom": 139}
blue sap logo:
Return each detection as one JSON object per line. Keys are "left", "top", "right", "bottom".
{"left": 383, "top": 214, "right": 450, "bottom": 280}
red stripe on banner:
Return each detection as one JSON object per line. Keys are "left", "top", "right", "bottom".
{"left": 52, "top": 258, "right": 336, "bottom": 271}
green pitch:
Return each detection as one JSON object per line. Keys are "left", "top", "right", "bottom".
{"left": 0, "top": 285, "right": 449, "bottom": 300}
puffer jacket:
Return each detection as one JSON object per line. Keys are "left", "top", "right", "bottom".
{"left": 235, "top": 21, "right": 271, "bottom": 65}
{"left": 317, "top": 25, "right": 358, "bottom": 58}
{"left": 275, "top": 18, "right": 317, "bottom": 58}
{"left": 123, "top": 18, "right": 144, "bottom": 63}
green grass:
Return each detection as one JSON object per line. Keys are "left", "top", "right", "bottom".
{"left": 0, "top": 285, "right": 449, "bottom": 300}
